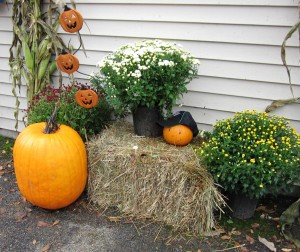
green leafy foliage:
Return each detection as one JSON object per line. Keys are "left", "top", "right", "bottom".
{"left": 197, "top": 110, "right": 300, "bottom": 199}
{"left": 90, "top": 39, "right": 199, "bottom": 117}
{"left": 25, "top": 82, "right": 113, "bottom": 139}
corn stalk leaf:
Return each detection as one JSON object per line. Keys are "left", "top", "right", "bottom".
{"left": 265, "top": 9, "right": 300, "bottom": 113}
{"left": 281, "top": 20, "right": 300, "bottom": 97}
{"left": 265, "top": 97, "right": 300, "bottom": 113}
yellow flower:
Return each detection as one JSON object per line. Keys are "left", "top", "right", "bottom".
{"left": 250, "top": 158, "right": 255, "bottom": 163}
{"left": 259, "top": 184, "right": 264, "bottom": 188}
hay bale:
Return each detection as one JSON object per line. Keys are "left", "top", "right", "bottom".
{"left": 87, "top": 122, "right": 225, "bottom": 235}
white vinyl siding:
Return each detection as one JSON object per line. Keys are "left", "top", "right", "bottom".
{"left": 0, "top": 0, "right": 299, "bottom": 137}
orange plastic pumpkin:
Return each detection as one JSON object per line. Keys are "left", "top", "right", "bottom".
{"left": 163, "top": 125, "right": 193, "bottom": 146}
{"left": 56, "top": 51, "right": 79, "bottom": 74}
{"left": 75, "top": 88, "right": 99, "bottom": 108}
{"left": 59, "top": 5, "right": 83, "bottom": 33}
{"left": 13, "top": 122, "right": 87, "bottom": 210}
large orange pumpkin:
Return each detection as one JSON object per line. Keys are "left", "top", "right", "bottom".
{"left": 13, "top": 122, "right": 87, "bottom": 210}
{"left": 59, "top": 5, "right": 83, "bottom": 33}
{"left": 163, "top": 125, "right": 193, "bottom": 146}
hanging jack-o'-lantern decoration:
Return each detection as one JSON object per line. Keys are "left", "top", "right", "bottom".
{"left": 59, "top": 5, "right": 83, "bottom": 33}
{"left": 75, "top": 86, "right": 99, "bottom": 109}
{"left": 56, "top": 51, "right": 79, "bottom": 74}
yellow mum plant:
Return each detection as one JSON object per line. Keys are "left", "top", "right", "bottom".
{"left": 198, "top": 110, "right": 300, "bottom": 199}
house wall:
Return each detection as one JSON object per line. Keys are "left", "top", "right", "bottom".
{"left": 0, "top": 0, "right": 299, "bottom": 138}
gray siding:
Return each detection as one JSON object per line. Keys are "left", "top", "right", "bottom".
{"left": 0, "top": 0, "right": 299, "bottom": 136}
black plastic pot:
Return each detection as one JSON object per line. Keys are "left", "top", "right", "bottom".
{"left": 132, "top": 106, "right": 163, "bottom": 137}
{"left": 229, "top": 192, "right": 259, "bottom": 219}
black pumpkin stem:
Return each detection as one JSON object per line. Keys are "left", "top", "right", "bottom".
{"left": 60, "top": 49, "right": 68, "bottom": 55}
{"left": 44, "top": 103, "right": 60, "bottom": 134}
{"left": 64, "top": 5, "right": 72, "bottom": 12}
{"left": 80, "top": 84, "right": 88, "bottom": 90}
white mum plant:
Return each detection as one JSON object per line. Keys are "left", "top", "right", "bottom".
{"left": 91, "top": 39, "right": 199, "bottom": 116}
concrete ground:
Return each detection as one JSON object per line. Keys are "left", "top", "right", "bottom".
{"left": 0, "top": 159, "right": 210, "bottom": 252}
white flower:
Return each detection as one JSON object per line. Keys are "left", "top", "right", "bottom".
{"left": 131, "top": 70, "right": 141, "bottom": 78}
{"left": 123, "top": 48, "right": 135, "bottom": 56}
{"left": 112, "top": 66, "right": 119, "bottom": 72}
{"left": 192, "top": 59, "right": 200, "bottom": 65}
{"left": 88, "top": 72, "right": 95, "bottom": 79}
{"left": 96, "top": 60, "right": 105, "bottom": 68}
{"left": 158, "top": 60, "right": 175, "bottom": 67}
{"left": 181, "top": 55, "right": 188, "bottom": 61}
{"left": 138, "top": 65, "right": 148, "bottom": 70}
{"left": 133, "top": 145, "right": 138, "bottom": 150}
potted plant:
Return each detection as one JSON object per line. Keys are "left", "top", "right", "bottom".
{"left": 90, "top": 39, "right": 199, "bottom": 137}
{"left": 198, "top": 110, "right": 300, "bottom": 219}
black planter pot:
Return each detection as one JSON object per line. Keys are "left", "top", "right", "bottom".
{"left": 229, "top": 192, "right": 259, "bottom": 219}
{"left": 132, "top": 106, "right": 163, "bottom": 137}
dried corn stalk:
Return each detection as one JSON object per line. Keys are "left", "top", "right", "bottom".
{"left": 9, "top": 0, "right": 67, "bottom": 128}
{"left": 265, "top": 7, "right": 300, "bottom": 113}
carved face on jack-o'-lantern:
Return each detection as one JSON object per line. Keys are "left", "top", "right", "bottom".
{"left": 56, "top": 51, "right": 79, "bottom": 74}
{"left": 59, "top": 5, "right": 83, "bottom": 33}
{"left": 75, "top": 88, "right": 99, "bottom": 109}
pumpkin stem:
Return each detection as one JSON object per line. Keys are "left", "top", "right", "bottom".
{"left": 60, "top": 49, "right": 68, "bottom": 55}
{"left": 80, "top": 84, "right": 88, "bottom": 90}
{"left": 44, "top": 102, "right": 60, "bottom": 134}
{"left": 64, "top": 5, "right": 72, "bottom": 12}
